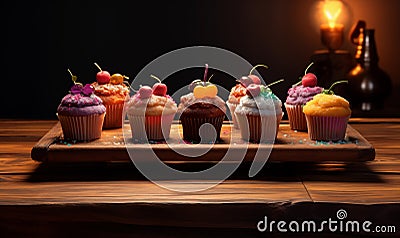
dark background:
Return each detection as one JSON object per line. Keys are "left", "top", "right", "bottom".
{"left": 2, "top": 0, "right": 400, "bottom": 119}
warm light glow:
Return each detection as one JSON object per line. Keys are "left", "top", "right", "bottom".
{"left": 323, "top": 0, "right": 343, "bottom": 28}
{"left": 354, "top": 28, "right": 365, "bottom": 59}
{"left": 310, "top": 0, "right": 352, "bottom": 35}
{"left": 350, "top": 64, "right": 363, "bottom": 76}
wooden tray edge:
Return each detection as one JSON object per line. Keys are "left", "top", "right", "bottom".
{"left": 31, "top": 122, "right": 376, "bottom": 163}
{"left": 31, "top": 123, "right": 62, "bottom": 162}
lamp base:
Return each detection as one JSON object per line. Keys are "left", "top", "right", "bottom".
{"left": 310, "top": 49, "right": 354, "bottom": 96}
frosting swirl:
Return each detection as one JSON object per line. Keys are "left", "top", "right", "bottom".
{"left": 178, "top": 93, "right": 226, "bottom": 113}
{"left": 285, "top": 85, "right": 323, "bottom": 105}
{"left": 303, "top": 94, "right": 351, "bottom": 117}
{"left": 235, "top": 89, "right": 282, "bottom": 116}
{"left": 228, "top": 84, "right": 247, "bottom": 104}
{"left": 92, "top": 82, "right": 130, "bottom": 104}
{"left": 57, "top": 94, "right": 106, "bottom": 116}
{"left": 126, "top": 94, "right": 178, "bottom": 116}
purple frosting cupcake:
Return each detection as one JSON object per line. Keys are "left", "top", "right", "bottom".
{"left": 286, "top": 86, "right": 323, "bottom": 105}
{"left": 284, "top": 69, "right": 323, "bottom": 131}
{"left": 57, "top": 93, "right": 106, "bottom": 116}
{"left": 57, "top": 71, "right": 106, "bottom": 141}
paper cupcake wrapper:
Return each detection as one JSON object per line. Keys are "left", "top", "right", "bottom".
{"left": 226, "top": 102, "right": 239, "bottom": 129}
{"left": 180, "top": 115, "right": 225, "bottom": 143}
{"left": 285, "top": 103, "right": 307, "bottom": 131}
{"left": 58, "top": 113, "right": 105, "bottom": 141}
{"left": 305, "top": 115, "right": 349, "bottom": 141}
{"left": 103, "top": 103, "right": 124, "bottom": 129}
{"left": 235, "top": 113, "right": 282, "bottom": 143}
{"left": 128, "top": 113, "right": 175, "bottom": 141}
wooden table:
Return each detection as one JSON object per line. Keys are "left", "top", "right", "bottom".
{"left": 0, "top": 119, "right": 399, "bottom": 237}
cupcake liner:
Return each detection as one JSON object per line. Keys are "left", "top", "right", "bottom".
{"left": 58, "top": 113, "right": 105, "bottom": 141}
{"left": 235, "top": 112, "right": 282, "bottom": 143}
{"left": 103, "top": 103, "right": 124, "bottom": 129}
{"left": 305, "top": 115, "right": 349, "bottom": 141}
{"left": 285, "top": 103, "right": 307, "bottom": 131}
{"left": 128, "top": 113, "right": 175, "bottom": 141}
{"left": 226, "top": 102, "right": 239, "bottom": 129}
{"left": 180, "top": 115, "right": 225, "bottom": 143}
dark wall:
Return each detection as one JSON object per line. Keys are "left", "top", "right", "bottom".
{"left": 2, "top": 0, "right": 400, "bottom": 119}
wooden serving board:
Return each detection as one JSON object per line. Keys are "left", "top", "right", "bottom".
{"left": 31, "top": 122, "right": 375, "bottom": 163}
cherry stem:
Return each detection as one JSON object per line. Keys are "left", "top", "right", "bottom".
{"left": 293, "top": 80, "right": 302, "bottom": 87}
{"left": 150, "top": 74, "right": 162, "bottom": 83}
{"left": 203, "top": 64, "right": 208, "bottom": 83}
{"left": 94, "top": 62, "right": 102, "bottom": 72}
{"left": 249, "top": 64, "right": 269, "bottom": 75}
{"left": 123, "top": 75, "right": 130, "bottom": 80}
{"left": 67, "top": 69, "right": 80, "bottom": 85}
{"left": 266, "top": 79, "right": 284, "bottom": 88}
{"left": 304, "top": 62, "right": 314, "bottom": 75}
{"left": 128, "top": 84, "right": 138, "bottom": 92}
{"left": 326, "top": 80, "right": 348, "bottom": 94}
{"left": 208, "top": 74, "right": 214, "bottom": 82}
{"left": 67, "top": 69, "right": 74, "bottom": 79}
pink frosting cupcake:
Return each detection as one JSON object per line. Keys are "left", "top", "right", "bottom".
{"left": 125, "top": 75, "right": 177, "bottom": 141}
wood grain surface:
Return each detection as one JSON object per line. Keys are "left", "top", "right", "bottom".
{"left": 0, "top": 119, "right": 399, "bottom": 237}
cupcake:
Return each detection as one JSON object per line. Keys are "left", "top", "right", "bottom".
{"left": 92, "top": 63, "right": 130, "bottom": 129}
{"left": 227, "top": 84, "right": 246, "bottom": 128}
{"left": 178, "top": 64, "right": 226, "bottom": 143}
{"left": 303, "top": 81, "right": 351, "bottom": 141}
{"left": 227, "top": 64, "right": 267, "bottom": 128}
{"left": 126, "top": 75, "right": 177, "bottom": 141}
{"left": 235, "top": 82, "right": 283, "bottom": 143}
{"left": 57, "top": 69, "right": 106, "bottom": 141}
{"left": 285, "top": 63, "right": 323, "bottom": 131}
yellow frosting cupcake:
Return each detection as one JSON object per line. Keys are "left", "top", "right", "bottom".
{"left": 302, "top": 80, "right": 351, "bottom": 141}
{"left": 303, "top": 94, "right": 351, "bottom": 117}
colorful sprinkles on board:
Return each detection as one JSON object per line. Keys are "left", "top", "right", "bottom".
{"left": 279, "top": 132, "right": 357, "bottom": 145}
{"left": 56, "top": 133, "right": 358, "bottom": 145}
